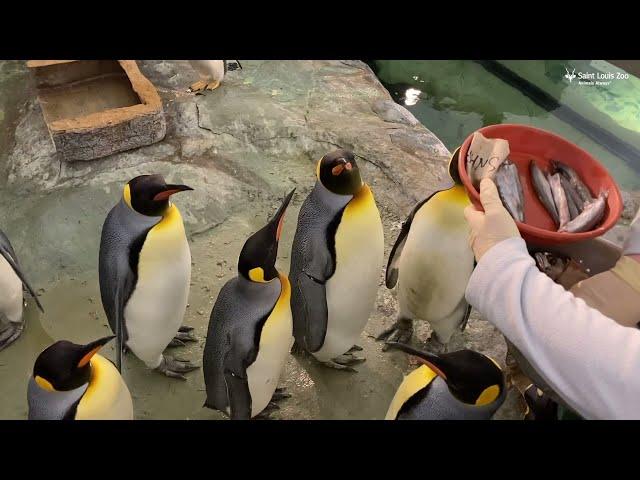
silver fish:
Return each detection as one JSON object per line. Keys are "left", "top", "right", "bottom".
{"left": 566, "top": 191, "right": 580, "bottom": 219}
{"left": 559, "top": 175, "right": 585, "bottom": 217}
{"left": 549, "top": 173, "right": 570, "bottom": 229}
{"left": 552, "top": 160, "right": 593, "bottom": 204}
{"left": 558, "top": 191, "right": 608, "bottom": 233}
{"left": 496, "top": 160, "right": 524, "bottom": 222}
{"left": 530, "top": 161, "right": 559, "bottom": 225}
{"left": 534, "top": 252, "right": 569, "bottom": 281}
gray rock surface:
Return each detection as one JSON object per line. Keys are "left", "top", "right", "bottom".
{"left": 0, "top": 60, "right": 521, "bottom": 420}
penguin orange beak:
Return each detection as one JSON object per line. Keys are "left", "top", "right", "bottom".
{"left": 153, "top": 184, "right": 194, "bottom": 202}
{"left": 331, "top": 158, "right": 353, "bottom": 176}
{"left": 271, "top": 189, "right": 296, "bottom": 241}
{"left": 385, "top": 341, "right": 449, "bottom": 380}
{"left": 77, "top": 335, "right": 115, "bottom": 368}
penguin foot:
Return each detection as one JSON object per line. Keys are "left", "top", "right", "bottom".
{"left": 271, "top": 387, "right": 291, "bottom": 402}
{"left": 347, "top": 344, "right": 363, "bottom": 353}
{"left": 322, "top": 359, "right": 359, "bottom": 372}
{"left": 188, "top": 80, "right": 207, "bottom": 92}
{"left": 206, "top": 80, "right": 221, "bottom": 90}
{"left": 167, "top": 338, "right": 186, "bottom": 348}
{"left": 376, "top": 318, "right": 413, "bottom": 351}
{"left": 424, "top": 334, "right": 448, "bottom": 353}
{"left": 0, "top": 322, "right": 24, "bottom": 352}
{"left": 173, "top": 330, "right": 198, "bottom": 343}
{"left": 334, "top": 352, "right": 366, "bottom": 366}
{"left": 255, "top": 401, "right": 281, "bottom": 420}
{"left": 178, "top": 325, "right": 195, "bottom": 333}
{"left": 290, "top": 341, "right": 306, "bottom": 355}
{"left": 156, "top": 355, "right": 200, "bottom": 380}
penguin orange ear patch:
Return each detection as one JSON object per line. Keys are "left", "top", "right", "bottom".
{"left": 78, "top": 347, "right": 100, "bottom": 368}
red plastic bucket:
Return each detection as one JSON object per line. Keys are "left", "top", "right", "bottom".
{"left": 458, "top": 124, "right": 623, "bottom": 245}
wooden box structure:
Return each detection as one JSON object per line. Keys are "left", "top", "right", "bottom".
{"left": 27, "top": 60, "right": 166, "bottom": 162}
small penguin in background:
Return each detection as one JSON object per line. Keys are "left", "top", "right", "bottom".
{"left": 99, "top": 174, "right": 199, "bottom": 379}
{"left": 378, "top": 148, "right": 474, "bottom": 351}
{"left": 385, "top": 342, "right": 506, "bottom": 420}
{"left": 290, "top": 149, "right": 384, "bottom": 371}
{"left": 0, "top": 228, "right": 44, "bottom": 351}
{"left": 203, "top": 189, "right": 295, "bottom": 419}
{"left": 27, "top": 335, "right": 134, "bottom": 420}
{"left": 188, "top": 60, "right": 242, "bottom": 92}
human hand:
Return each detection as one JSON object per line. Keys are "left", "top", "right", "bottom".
{"left": 464, "top": 178, "right": 521, "bottom": 261}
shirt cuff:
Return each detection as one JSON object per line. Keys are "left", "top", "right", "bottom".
{"left": 465, "top": 236, "right": 532, "bottom": 308}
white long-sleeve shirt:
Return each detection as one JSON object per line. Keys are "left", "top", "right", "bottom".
{"left": 465, "top": 236, "right": 640, "bottom": 420}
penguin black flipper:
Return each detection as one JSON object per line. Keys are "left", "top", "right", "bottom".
{"left": 223, "top": 327, "right": 257, "bottom": 420}
{"left": 385, "top": 181, "right": 454, "bottom": 289}
{"left": 0, "top": 229, "right": 44, "bottom": 313}
{"left": 459, "top": 303, "right": 472, "bottom": 332}
{"left": 290, "top": 183, "right": 351, "bottom": 352}
{"left": 99, "top": 199, "right": 162, "bottom": 371}
{"left": 458, "top": 260, "right": 477, "bottom": 332}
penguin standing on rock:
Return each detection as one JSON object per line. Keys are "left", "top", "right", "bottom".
{"left": 385, "top": 342, "right": 506, "bottom": 420}
{"left": 188, "top": 60, "right": 242, "bottom": 93}
{"left": 378, "top": 148, "right": 474, "bottom": 351}
{"left": 99, "top": 174, "right": 199, "bottom": 379}
{"left": 27, "top": 335, "right": 134, "bottom": 420}
{"left": 203, "top": 190, "right": 295, "bottom": 419}
{"left": 290, "top": 149, "right": 384, "bottom": 371}
{"left": 0, "top": 228, "right": 44, "bottom": 351}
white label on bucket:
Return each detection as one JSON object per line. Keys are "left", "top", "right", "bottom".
{"left": 466, "top": 132, "right": 510, "bottom": 188}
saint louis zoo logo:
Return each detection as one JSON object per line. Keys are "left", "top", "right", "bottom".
{"left": 564, "top": 65, "right": 629, "bottom": 86}
{"left": 564, "top": 67, "right": 576, "bottom": 83}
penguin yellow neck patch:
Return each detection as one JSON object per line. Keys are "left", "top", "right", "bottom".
{"left": 249, "top": 267, "right": 267, "bottom": 283}
{"left": 475, "top": 384, "right": 500, "bottom": 406}
{"left": 385, "top": 365, "right": 437, "bottom": 420}
{"left": 123, "top": 184, "right": 132, "bottom": 208}
{"left": 35, "top": 375, "right": 55, "bottom": 392}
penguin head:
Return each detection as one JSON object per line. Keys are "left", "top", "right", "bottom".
{"left": 238, "top": 189, "right": 295, "bottom": 283}
{"left": 32, "top": 336, "right": 115, "bottom": 392}
{"left": 317, "top": 149, "right": 363, "bottom": 195}
{"left": 126, "top": 174, "right": 193, "bottom": 216}
{"left": 386, "top": 342, "right": 505, "bottom": 405}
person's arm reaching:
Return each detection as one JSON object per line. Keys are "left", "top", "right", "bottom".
{"left": 464, "top": 179, "right": 640, "bottom": 420}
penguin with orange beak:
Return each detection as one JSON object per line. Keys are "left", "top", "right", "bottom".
{"left": 203, "top": 190, "right": 295, "bottom": 419}
{"left": 27, "top": 335, "right": 134, "bottom": 420}
{"left": 385, "top": 342, "right": 506, "bottom": 420}
{"left": 99, "top": 174, "right": 199, "bottom": 379}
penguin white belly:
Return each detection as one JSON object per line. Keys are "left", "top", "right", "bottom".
{"left": 313, "top": 185, "right": 384, "bottom": 362}
{"left": 192, "top": 60, "right": 225, "bottom": 81}
{"left": 397, "top": 190, "right": 473, "bottom": 341}
{"left": 76, "top": 354, "right": 134, "bottom": 420}
{"left": 246, "top": 274, "right": 293, "bottom": 417}
{"left": 0, "top": 255, "right": 23, "bottom": 324}
{"left": 124, "top": 205, "right": 191, "bottom": 369}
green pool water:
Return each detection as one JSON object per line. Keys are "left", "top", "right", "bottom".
{"left": 371, "top": 60, "right": 640, "bottom": 191}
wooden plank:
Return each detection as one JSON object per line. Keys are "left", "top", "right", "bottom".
{"left": 27, "top": 60, "right": 77, "bottom": 68}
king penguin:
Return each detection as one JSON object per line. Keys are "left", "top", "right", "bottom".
{"left": 385, "top": 342, "right": 506, "bottom": 420}
{"left": 188, "top": 60, "right": 242, "bottom": 92}
{"left": 378, "top": 148, "right": 474, "bottom": 351}
{"left": 290, "top": 149, "right": 384, "bottom": 371}
{"left": 27, "top": 335, "right": 134, "bottom": 420}
{"left": 0, "top": 228, "right": 44, "bottom": 351}
{"left": 203, "top": 189, "right": 295, "bottom": 419}
{"left": 99, "top": 174, "right": 199, "bottom": 379}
